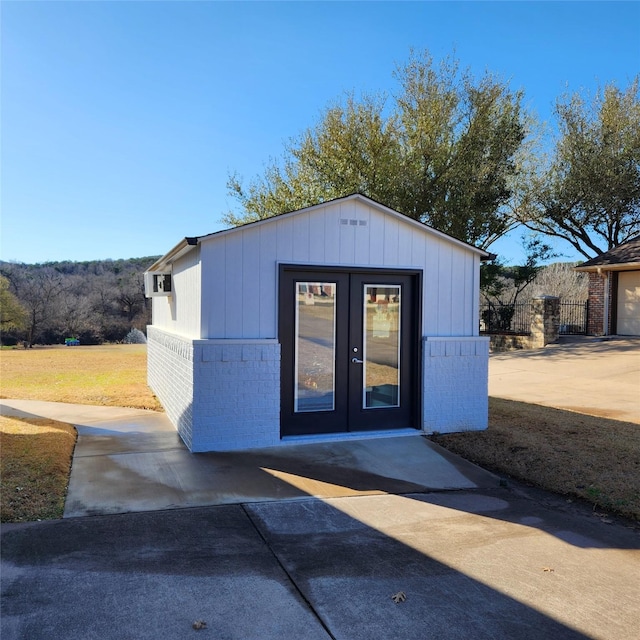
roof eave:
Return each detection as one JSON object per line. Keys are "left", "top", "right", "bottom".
{"left": 574, "top": 261, "right": 640, "bottom": 273}
{"left": 145, "top": 237, "right": 199, "bottom": 273}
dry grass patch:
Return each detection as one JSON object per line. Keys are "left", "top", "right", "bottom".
{"left": 1, "top": 415, "right": 77, "bottom": 522}
{"left": 0, "top": 344, "right": 161, "bottom": 410}
{"left": 433, "top": 397, "right": 640, "bottom": 521}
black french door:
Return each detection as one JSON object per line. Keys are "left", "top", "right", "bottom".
{"left": 279, "top": 266, "right": 421, "bottom": 437}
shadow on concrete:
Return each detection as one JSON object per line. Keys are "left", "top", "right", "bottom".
{"left": 2, "top": 494, "right": 600, "bottom": 640}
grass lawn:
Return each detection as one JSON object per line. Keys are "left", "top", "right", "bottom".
{"left": 1, "top": 344, "right": 638, "bottom": 522}
{"left": 0, "top": 344, "right": 161, "bottom": 410}
{"left": 1, "top": 415, "right": 76, "bottom": 522}
{"left": 433, "top": 398, "right": 640, "bottom": 522}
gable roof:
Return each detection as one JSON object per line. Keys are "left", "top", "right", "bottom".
{"left": 147, "top": 193, "right": 491, "bottom": 272}
{"left": 574, "top": 235, "right": 640, "bottom": 273}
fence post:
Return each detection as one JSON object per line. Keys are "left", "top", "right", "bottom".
{"left": 530, "top": 296, "right": 560, "bottom": 348}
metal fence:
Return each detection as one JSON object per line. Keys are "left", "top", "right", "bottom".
{"left": 480, "top": 303, "right": 531, "bottom": 335}
{"left": 480, "top": 300, "right": 588, "bottom": 336}
{"left": 558, "top": 300, "right": 588, "bottom": 335}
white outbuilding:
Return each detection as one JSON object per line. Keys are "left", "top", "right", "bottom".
{"left": 145, "top": 194, "right": 490, "bottom": 452}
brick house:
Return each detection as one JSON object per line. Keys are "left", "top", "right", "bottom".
{"left": 144, "top": 194, "right": 490, "bottom": 452}
{"left": 575, "top": 235, "right": 640, "bottom": 336}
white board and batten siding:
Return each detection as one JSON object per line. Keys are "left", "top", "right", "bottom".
{"left": 151, "top": 246, "right": 202, "bottom": 339}
{"left": 197, "top": 199, "right": 481, "bottom": 340}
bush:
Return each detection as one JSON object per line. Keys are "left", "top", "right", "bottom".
{"left": 123, "top": 328, "right": 146, "bottom": 344}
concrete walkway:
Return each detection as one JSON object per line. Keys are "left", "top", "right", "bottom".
{"left": 0, "top": 399, "right": 496, "bottom": 518}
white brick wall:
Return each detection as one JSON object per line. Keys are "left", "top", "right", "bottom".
{"left": 147, "top": 327, "right": 195, "bottom": 449}
{"left": 192, "top": 340, "right": 281, "bottom": 451}
{"left": 148, "top": 328, "right": 281, "bottom": 452}
{"left": 149, "top": 329, "right": 488, "bottom": 452}
{"left": 422, "top": 337, "right": 489, "bottom": 434}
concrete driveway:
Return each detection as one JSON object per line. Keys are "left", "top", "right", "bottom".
{"left": 2, "top": 487, "right": 639, "bottom": 639}
{"left": 490, "top": 336, "right": 640, "bottom": 423}
{"left": 2, "top": 337, "right": 640, "bottom": 640}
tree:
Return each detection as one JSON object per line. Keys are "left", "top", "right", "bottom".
{"left": 0, "top": 257, "right": 156, "bottom": 345}
{"left": 226, "top": 93, "right": 402, "bottom": 226}
{"left": 521, "top": 79, "right": 640, "bottom": 258}
{"left": 528, "top": 262, "right": 588, "bottom": 300}
{"left": 0, "top": 275, "right": 27, "bottom": 341}
{"left": 1, "top": 265, "right": 66, "bottom": 347}
{"left": 480, "top": 237, "right": 555, "bottom": 332}
{"left": 225, "top": 50, "right": 529, "bottom": 249}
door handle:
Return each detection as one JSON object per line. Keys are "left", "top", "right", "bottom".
{"left": 351, "top": 357, "right": 364, "bottom": 364}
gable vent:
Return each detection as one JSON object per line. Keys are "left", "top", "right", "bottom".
{"left": 340, "top": 219, "right": 367, "bottom": 227}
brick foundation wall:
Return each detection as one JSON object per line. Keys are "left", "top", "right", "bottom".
{"left": 149, "top": 329, "right": 490, "bottom": 451}
{"left": 147, "top": 328, "right": 281, "bottom": 452}
{"left": 192, "top": 341, "right": 281, "bottom": 451}
{"left": 422, "top": 337, "right": 489, "bottom": 434}
{"left": 147, "top": 327, "right": 195, "bottom": 449}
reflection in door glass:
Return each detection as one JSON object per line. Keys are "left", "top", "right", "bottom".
{"left": 363, "top": 285, "right": 400, "bottom": 408}
{"left": 294, "top": 282, "right": 337, "bottom": 412}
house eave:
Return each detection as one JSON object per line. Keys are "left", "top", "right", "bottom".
{"left": 574, "top": 261, "right": 640, "bottom": 273}
{"left": 146, "top": 237, "right": 199, "bottom": 273}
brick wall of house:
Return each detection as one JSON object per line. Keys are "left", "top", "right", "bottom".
{"left": 149, "top": 329, "right": 490, "bottom": 451}
{"left": 422, "top": 337, "right": 490, "bottom": 433}
{"left": 586, "top": 272, "right": 616, "bottom": 335}
{"left": 587, "top": 272, "right": 605, "bottom": 335}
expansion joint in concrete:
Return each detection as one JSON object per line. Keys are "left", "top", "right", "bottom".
{"left": 240, "top": 504, "right": 338, "bottom": 640}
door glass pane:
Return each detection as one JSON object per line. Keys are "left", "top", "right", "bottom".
{"left": 294, "top": 282, "right": 337, "bottom": 412}
{"left": 363, "top": 285, "right": 401, "bottom": 409}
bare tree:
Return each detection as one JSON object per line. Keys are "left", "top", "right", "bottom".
{"left": 528, "top": 263, "right": 588, "bottom": 300}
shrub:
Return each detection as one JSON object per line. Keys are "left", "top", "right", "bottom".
{"left": 123, "top": 328, "right": 146, "bottom": 344}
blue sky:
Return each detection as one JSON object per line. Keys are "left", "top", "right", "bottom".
{"left": 2, "top": 1, "right": 639, "bottom": 265}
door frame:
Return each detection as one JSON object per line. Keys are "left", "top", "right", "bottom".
{"left": 278, "top": 264, "right": 422, "bottom": 437}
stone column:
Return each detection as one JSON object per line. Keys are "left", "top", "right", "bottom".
{"left": 530, "top": 296, "right": 560, "bottom": 348}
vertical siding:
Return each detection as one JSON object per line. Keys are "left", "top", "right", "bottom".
{"left": 308, "top": 211, "right": 326, "bottom": 263}
{"left": 259, "top": 224, "right": 278, "bottom": 337}
{"left": 202, "top": 237, "right": 226, "bottom": 337}
{"left": 242, "top": 227, "right": 262, "bottom": 337}
{"left": 450, "top": 246, "right": 466, "bottom": 336}
{"left": 383, "top": 216, "right": 399, "bottom": 265}
{"left": 223, "top": 232, "right": 243, "bottom": 339}
{"left": 152, "top": 247, "right": 201, "bottom": 338}
{"left": 198, "top": 200, "right": 482, "bottom": 339}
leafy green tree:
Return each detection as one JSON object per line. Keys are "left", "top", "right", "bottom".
{"left": 225, "top": 50, "right": 529, "bottom": 249}
{"left": 521, "top": 79, "right": 640, "bottom": 258}
{"left": 226, "top": 93, "right": 402, "bottom": 226}
{"left": 0, "top": 275, "right": 27, "bottom": 339}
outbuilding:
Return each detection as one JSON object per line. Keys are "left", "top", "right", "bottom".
{"left": 575, "top": 235, "right": 640, "bottom": 336}
{"left": 145, "top": 194, "right": 490, "bottom": 452}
